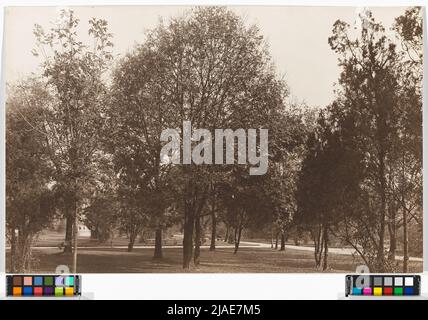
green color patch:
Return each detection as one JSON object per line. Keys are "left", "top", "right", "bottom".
{"left": 394, "top": 288, "right": 403, "bottom": 295}
{"left": 55, "top": 287, "right": 64, "bottom": 296}
{"left": 44, "top": 276, "right": 54, "bottom": 286}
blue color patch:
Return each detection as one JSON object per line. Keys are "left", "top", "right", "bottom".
{"left": 34, "top": 276, "right": 43, "bottom": 286}
{"left": 23, "top": 287, "right": 33, "bottom": 295}
{"left": 352, "top": 287, "right": 362, "bottom": 295}
{"left": 404, "top": 287, "right": 414, "bottom": 295}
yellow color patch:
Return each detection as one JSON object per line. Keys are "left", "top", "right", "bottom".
{"left": 374, "top": 287, "right": 382, "bottom": 296}
{"left": 65, "top": 287, "right": 74, "bottom": 296}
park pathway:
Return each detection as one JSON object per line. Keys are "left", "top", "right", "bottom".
{"left": 22, "top": 239, "right": 423, "bottom": 262}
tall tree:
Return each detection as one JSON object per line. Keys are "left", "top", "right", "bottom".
{"left": 390, "top": 7, "right": 423, "bottom": 271}
{"left": 270, "top": 104, "right": 314, "bottom": 252}
{"left": 32, "top": 10, "right": 113, "bottom": 271}
{"left": 327, "top": 10, "right": 402, "bottom": 272}
{"left": 6, "top": 80, "right": 57, "bottom": 272}
{"left": 107, "top": 36, "right": 176, "bottom": 258}
{"left": 131, "top": 7, "right": 287, "bottom": 269}
{"left": 296, "top": 106, "right": 363, "bottom": 270}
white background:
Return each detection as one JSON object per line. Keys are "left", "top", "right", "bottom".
{"left": 0, "top": 0, "right": 426, "bottom": 300}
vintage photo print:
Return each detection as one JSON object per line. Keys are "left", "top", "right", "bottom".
{"left": 3, "top": 5, "right": 423, "bottom": 273}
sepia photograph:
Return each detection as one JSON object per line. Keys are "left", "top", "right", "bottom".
{"left": 4, "top": 5, "right": 423, "bottom": 274}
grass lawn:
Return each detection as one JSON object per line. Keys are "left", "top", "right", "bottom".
{"left": 6, "top": 246, "right": 423, "bottom": 273}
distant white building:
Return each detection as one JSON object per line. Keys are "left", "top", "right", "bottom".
{"left": 55, "top": 218, "right": 91, "bottom": 237}
{"left": 77, "top": 224, "right": 91, "bottom": 237}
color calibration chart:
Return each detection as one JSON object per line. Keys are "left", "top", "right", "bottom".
{"left": 346, "top": 275, "right": 420, "bottom": 297}
{"left": 6, "top": 275, "right": 81, "bottom": 297}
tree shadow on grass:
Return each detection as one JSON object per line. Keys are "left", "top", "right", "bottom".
{"left": 6, "top": 247, "right": 423, "bottom": 273}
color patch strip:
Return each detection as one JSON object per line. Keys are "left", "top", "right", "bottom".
{"left": 6, "top": 275, "right": 81, "bottom": 297}
{"left": 346, "top": 275, "right": 420, "bottom": 297}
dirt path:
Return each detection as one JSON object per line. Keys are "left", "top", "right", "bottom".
{"left": 15, "top": 239, "right": 422, "bottom": 262}
{"left": 241, "top": 241, "right": 423, "bottom": 262}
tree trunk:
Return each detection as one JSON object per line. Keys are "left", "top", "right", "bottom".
{"left": 90, "top": 226, "right": 99, "bottom": 240}
{"left": 72, "top": 206, "right": 78, "bottom": 273}
{"left": 322, "top": 225, "right": 329, "bottom": 271}
{"left": 15, "top": 228, "right": 23, "bottom": 272}
{"left": 270, "top": 228, "right": 274, "bottom": 249}
{"left": 64, "top": 213, "right": 73, "bottom": 253}
{"left": 194, "top": 215, "right": 201, "bottom": 266}
{"left": 9, "top": 226, "right": 16, "bottom": 273}
{"left": 275, "top": 232, "right": 279, "bottom": 249}
{"left": 312, "top": 225, "right": 324, "bottom": 269}
{"left": 228, "top": 229, "right": 234, "bottom": 244}
{"left": 388, "top": 209, "right": 397, "bottom": 262}
{"left": 183, "top": 204, "right": 195, "bottom": 269}
{"left": 377, "top": 147, "right": 387, "bottom": 272}
{"left": 16, "top": 229, "right": 24, "bottom": 272}
{"left": 16, "top": 229, "right": 33, "bottom": 273}
{"left": 280, "top": 232, "right": 285, "bottom": 251}
{"left": 234, "top": 225, "right": 243, "bottom": 254}
{"left": 153, "top": 228, "right": 163, "bottom": 259}
{"left": 128, "top": 230, "right": 137, "bottom": 252}
{"left": 224, "top": 225, "right": 230, "bottom": 242}
{"left": 24, "top": 234, "right": 33, "bottom": 272}
{"left": 403, "top": 206, "right": 409, "bottom": 272}
{"left": 210, "top": 212, "right": 216, "bottom": 251}
{"left": 183, "top": 183, "right": 208, "bottom": 269}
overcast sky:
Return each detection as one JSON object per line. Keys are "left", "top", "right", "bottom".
{"left": 3, "top": 5, "right": 408, "bottom": 107}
